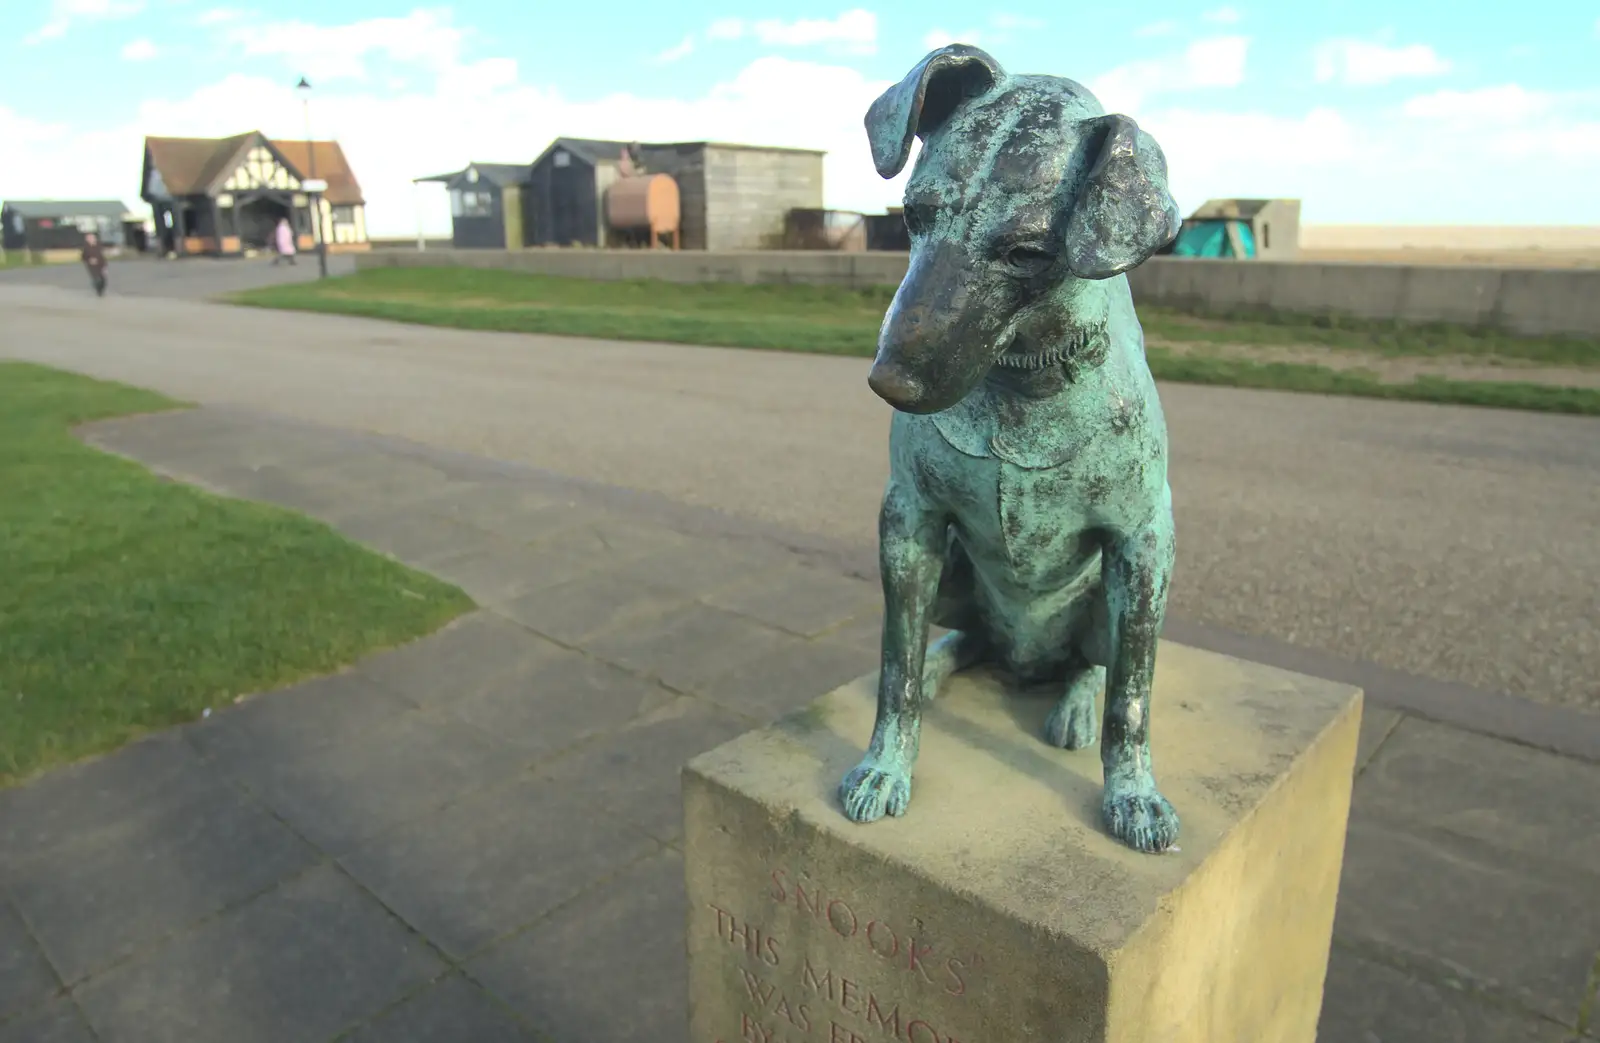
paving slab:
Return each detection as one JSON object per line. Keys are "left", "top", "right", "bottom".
{"left": 1355, "top": 704, "right": 1404, "bottom": 774}
{"left": 446, "top": 651, "right": 678, "bottom": 761}
{"left": 499, "top": 571, "right": 697, "bottom": 647}
{"left": 581, "top": 602, "right": 796, "bottom": 694}
{"left": 702, "top": 561, "right": 879, "bottom": 637}
{"left": 1334, "top": 815, "right": 1600, "bottom": 1025}
{"left": 0, "top": 900, "right": 59, "bottom": 1021}
{"left": 0, "top": 731, "right": 217, "bottom": 879}
{"left": 338, "top": 776, "right": 659, "bottom": 961}
{"left": 351, "top": 611, "right": 559, "bottom": 708}
{"left": 212, "top": 708, "right": 530, "bottom": 856}
{"left": 344, "top": 974, "right": 537, "bottom": 1043}
{"left": 1356, "top": 716, "right": 1600, "bottom": 876}
{"left": 696, "top": 635, "right": 878, "bottom": 722}
{"left": 187, "top": 671, "right": 414, "bottom": 765}
{"left": 327, "top": 508, "right": 497, "bottom": 569}
{"left": 620, "top": 538, "right": 810, "bottom": 599}
{"left": 468, "top": 849, "right": 689, "bottom": 1043}
{"left": 539, "top": 696, "right": 753, "bottom": 843}
{"left": 1319, "top": 946, "right": 1571, "bottom": 1043}
{"left": 73, "top": 863, "right": 444, "bottom": 1043}
{"left": 423, "top": 529, "right": 641, "bottom": 607}
{"left": 0, "top": 997, "right": 95, "bottom": 1043}
{"left": 7, "top": 780, "right": 318, "bottom": 985}
{"left": 409, "top": 480, "right": 572, "bottom": 535}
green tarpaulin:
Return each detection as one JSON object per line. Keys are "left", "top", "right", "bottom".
{"left": 1172, "top": 219, "right": 1256, "bottom": 258}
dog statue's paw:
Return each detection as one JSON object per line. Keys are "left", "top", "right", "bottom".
{"left": 839, "top": 754, "right": 914, "bottom": 823}
{"left": 1102, "top": 780, "right": 1180, "bottom": 853}
{"left": 1044, "top": 693, "right": 1098, "bottom": 750}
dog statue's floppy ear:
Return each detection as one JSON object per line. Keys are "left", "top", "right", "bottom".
{"left": 865, "top": 44, "right": 1005, "bottom": 179}
{"left": 1063, "top": 114, "right": 1182, "bottom": 280}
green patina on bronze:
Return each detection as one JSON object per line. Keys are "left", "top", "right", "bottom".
{"left": 838, "top": 44, "right": 1185, "bottom": 853}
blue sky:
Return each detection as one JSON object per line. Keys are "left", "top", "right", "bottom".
{"left": 2, "top": 0, "right": 1597, "bottom": 235}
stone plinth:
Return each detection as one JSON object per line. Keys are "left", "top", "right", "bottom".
{"left": 683, "top": 641, "right": 1363, "bottom": 1043}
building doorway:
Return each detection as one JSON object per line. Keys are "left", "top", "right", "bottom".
{"left": 238, "top": 195, "right": 290, "bottom": 251}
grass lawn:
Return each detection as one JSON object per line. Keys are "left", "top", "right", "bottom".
{"left": 0, "top": 362, "right": 474, "bottom": 787}
{"left": 231, "top": 266, "right": 1600, "bottom": 416}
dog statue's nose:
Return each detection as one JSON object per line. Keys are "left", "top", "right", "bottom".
{"left": 868, "top": 364, "right": 922, "bottom": 409}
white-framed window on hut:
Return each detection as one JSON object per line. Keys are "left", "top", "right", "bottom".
{"left": 329, "top": 204, "right": 366, "bottom": 244}
{"left": 450, "top": 189, "right": 492, "bottom": 218}
{"left": 222, "top": 146, "right": 302, "bottom": 192}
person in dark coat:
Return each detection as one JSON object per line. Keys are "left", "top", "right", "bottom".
{"left": 80, "top": 232, "right": 108, "bottom": 297}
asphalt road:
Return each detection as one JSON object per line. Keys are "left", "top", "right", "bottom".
{"left": 3, "top": 260, "right": 1596, "bottom": 712}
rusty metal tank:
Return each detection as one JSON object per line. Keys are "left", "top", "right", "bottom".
{"left": 605, "top": 173, "right": 680, "bottom": 248}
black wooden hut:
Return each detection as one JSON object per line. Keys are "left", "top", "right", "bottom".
{"left": 414, "top": 163, "right": 532, "bottom": 249}
{"left": 2, "top": 200, "right": 132, "bottom": 253}
{"left": 524, "top": 139, "right": 635, "bottom": 248}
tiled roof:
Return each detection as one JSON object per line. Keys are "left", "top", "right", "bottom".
{"left": 143, "top": 132, "right": 365, "bottom": 205}
{"left": 269, "top": 139, "right": 365, "bottom": 205}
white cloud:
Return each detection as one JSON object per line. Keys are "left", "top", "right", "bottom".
{"left": 1202, "top": 6, "right": 1241, "bottom": 23}
{"left": 656, "top": 35, "right": 694, "bottom": 63}
{"left": 1313, "top": 38, "right": 1450, "bottom": 86}
{"left": 1134, "top": 20, "right": 1177, "bottom": 38}
{"left": 1091, "top": 35, "right": 1251, "bottom": 113}
{"left": 225, "top": 8, "right": 466, "bottom": 82}
{"left": 751, "top": 9, "right": 877, "bottom": 54}
{"left": 121, "top": 38, "right": 158, "bottom": 60}
{"left": 1402, "top": 84, "right": 1553, "bottom": 122}
{"left": 922, "top": 28, "right": 981, "bottom": 51}
{"left": 197, "top": 7, "right": 251, "bottom": 25}
{"left": 699, "top": 10, "right": 876, "bottom": 54}
{"left": 991, "top": 13, "right": 1044, "bottom": 30}
{"left": 26, "top": 0, "right": 144, "bottom": 43}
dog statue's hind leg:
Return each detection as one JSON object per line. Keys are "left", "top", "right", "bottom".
{"left": 840, "top": 478, "right": 948, "bottom": 823}
{"left": 1099, "top": 501, "right": 1180, "bottom": 853}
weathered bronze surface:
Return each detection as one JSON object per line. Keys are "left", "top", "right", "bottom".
{"left": 840, "top": 44, "right": 1185, "bottom": 853}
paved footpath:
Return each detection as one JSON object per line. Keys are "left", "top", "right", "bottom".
{"left": 1, "top": 406, "right": 1596, "bottom": 1043}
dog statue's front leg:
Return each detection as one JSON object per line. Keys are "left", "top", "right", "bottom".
{"left": 839, "top": 479, "right": 946, "bottom": 823}
{"left": 1099, "top": 498, "right": 1180, "bottom": 853}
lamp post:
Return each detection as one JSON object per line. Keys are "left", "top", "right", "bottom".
{"left": 295, "top": 76, "right": 329, "bottom": 279}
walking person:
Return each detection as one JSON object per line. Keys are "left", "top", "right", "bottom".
{"left": 80, "top": 232, "right": 108, "bottom": 297}
{"left": 271, "top": 216, "right": 297, "bottom": 266}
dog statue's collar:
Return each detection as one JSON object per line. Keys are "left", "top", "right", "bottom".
{"left": 993, "top": 322, "right": 1108, "bottom": 373}
{"left": 929, "top": 383, "right": 1094, "bottom": 469}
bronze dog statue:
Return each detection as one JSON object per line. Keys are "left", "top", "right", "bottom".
{"left": 838, "top": 44, "right": 1184, "bottom": 853}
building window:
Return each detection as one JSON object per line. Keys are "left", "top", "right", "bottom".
{"left": 1262, "top": 223, "right": 1271, "bottom": 249}
{"left": 553, "top": 150, "right": 571, "bottom": 168}
{"left": 332, "top": 205, "right": 357, "bottom": 227}
{"left": 453, "top": 190, "right": 492, "bottom": 217}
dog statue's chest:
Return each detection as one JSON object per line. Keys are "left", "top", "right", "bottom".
{"left": 900, "top": 385, "right": 1147, "bottom": 576}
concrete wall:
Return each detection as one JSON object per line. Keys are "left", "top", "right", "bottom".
{"left": 1300, "top": 225, "right": 1600, "bottom": 251}
{"left": 355, "top": 249, "right": 1600, "bottom": 337}
{"left": 358, "top": 245, "right": 909, "bottom": 288}
{"left": 1127, "top": 258, "right": 1600, "bottom": 337}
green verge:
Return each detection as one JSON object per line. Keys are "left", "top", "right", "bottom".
{"left": 229, "top": 267, "right": 1600, "bottom": 416}
{"left": 0, "top": 362, "right": 474, "bottom": 787}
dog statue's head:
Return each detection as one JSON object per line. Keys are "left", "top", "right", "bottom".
{"left": 864, "top": 44, "right": 1181, "bottom": 413}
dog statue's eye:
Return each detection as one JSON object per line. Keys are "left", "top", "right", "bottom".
{"left": 1003, "top": 245, "right": 1056, "bottom": 272}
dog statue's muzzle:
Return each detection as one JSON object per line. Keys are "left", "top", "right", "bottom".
{"left": 870, "top": 242, "right": 1010, "bottom": 414}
